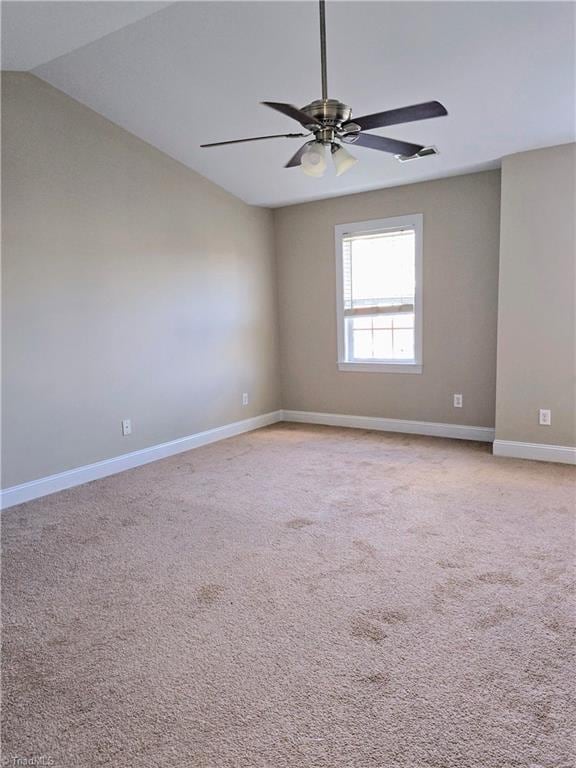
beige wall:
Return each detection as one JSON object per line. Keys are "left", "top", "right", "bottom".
{"left": 3, "top": 72, "right": 572, "bottom": 489}
{"left": 274, "top": 171, "right": 501, "bottom": 427}
{"left": 1, "top": 74, "right": 280, "bottom": 487}
{"left": 495, "top": 144, "right": 576, "bottom": 447}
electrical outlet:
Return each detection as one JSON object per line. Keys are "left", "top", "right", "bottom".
{"left": 539, "top": 409, "right": 551, "bottom": 426}
{"left": 242, "top": 393, "right": 249, "bottom": 406}
{"left": 122, "top": 418, "right": 132, "bottom": 436}
{"left": 453, "top": 393, "right": 463, "bottom": 408}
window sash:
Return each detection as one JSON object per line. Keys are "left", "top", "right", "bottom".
{"left": 342, "top": 227, "right": 416, "bottom": 314}
{"left": 345, "top": 313, "right": 416, "bottom": 362}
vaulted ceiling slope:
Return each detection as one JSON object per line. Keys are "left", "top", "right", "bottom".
{"left": 1, "top": 2, "right": 172, "bottom": 70}
{"left": 3, "top": 1, "right": 575, "bottom": 207}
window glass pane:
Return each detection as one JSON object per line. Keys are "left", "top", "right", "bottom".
{"left": 392, "top": 329, "right": 414, "bottom": 359}
{"left": 372, "top": 329, "right": 394, "bottom": 359}
{"left": 390, "top": 312, "right": 414, "bottom": 329}
{"left": 352, "top": 329, "right": 373, "bottom": 359}
{"left": 372, "top": 315, "right": 393, "bottom": 330}
{"left": 348, "top": 230, "right": 415, "bottom": 310}
{"left": 341, "top": 221, "right": 419, "bottom": 365}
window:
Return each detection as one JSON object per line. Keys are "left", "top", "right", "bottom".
{"left": 335, "top": 214, "right": 422, "bottom": 373}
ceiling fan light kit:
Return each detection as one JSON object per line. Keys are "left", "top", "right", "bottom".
{"left": 201, "top": 0, "right": 448, "bottom": 179}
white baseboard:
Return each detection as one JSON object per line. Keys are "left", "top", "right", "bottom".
{"left": 280, "top": 409, "right": 495, "bottom": 443}
{"left": 11, "top": 411, "right": 570, "bottom": 510}
{"left": 0, "top": 410, "right": 283, "bottom": 510}
{"left": 493, "top": 439, "right": 576, "bottom": 465}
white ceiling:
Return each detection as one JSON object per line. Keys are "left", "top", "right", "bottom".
{"left": 3, "top": 1, "right": 575, "bottom": 207}
{"left": 1, "top": 1, "right": 171, "bottom": 70}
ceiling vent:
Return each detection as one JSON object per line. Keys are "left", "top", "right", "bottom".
{"left": 395, "top": 146, "right": 439, "bottom": 162}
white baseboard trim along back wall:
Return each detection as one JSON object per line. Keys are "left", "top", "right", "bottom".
{"left": 2, "top": 410, "right": 574, "bottom": 510}
{"left": 281, "top": 410, "right": 495, "bottom": 443}
{"left": 284, "top": 411, "right": 574, "bottom": 464}
{"left": 492, "top": 439, "right": 576, "bottom": 465}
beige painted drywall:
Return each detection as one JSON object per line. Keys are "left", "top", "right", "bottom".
{"left": 495, "top": 144, "right": 576, "bottom": 447}
{"left": 274, "top": 170, "right": 501, "bottom": 427}
{"left": 1, "top": 73, "right": 280, "bottom": 488}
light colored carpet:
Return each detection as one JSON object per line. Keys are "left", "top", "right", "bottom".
{"left": 2, "top": 424, "right": 575, "bottom": 767}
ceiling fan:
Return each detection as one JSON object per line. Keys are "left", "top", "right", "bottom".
{"left": 201, "top": 0, "right": 448, "bottom": 178}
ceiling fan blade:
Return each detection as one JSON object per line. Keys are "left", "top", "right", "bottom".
{"left": 344, "top": 133, "right": 424, "bottom": 156}
{"left": 346, "top": 101, "right": 448, "bottom": 132}
{"left": 261, "top": 101, "right": 321, "bottom": 129}
{"left": 285, "top": 142, "right": 311, "bottom": 168}
{"left": 201, "top": 132, "right": 307, "bottom": 148}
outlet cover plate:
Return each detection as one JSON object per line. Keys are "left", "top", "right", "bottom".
{"left": 539, "top": 409, "right": 551, "bottom": 426}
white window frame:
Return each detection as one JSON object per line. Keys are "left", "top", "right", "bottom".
{"left": 335, "top": 214, "right": 423, "bottom": 374}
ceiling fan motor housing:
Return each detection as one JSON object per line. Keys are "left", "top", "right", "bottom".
{"left": 301, "top": 98, "right": 351, "bottom": 125}
{"left": 301, "top": 99, "right": 359, "bottom": 146}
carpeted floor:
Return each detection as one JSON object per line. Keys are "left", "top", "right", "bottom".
{"left": 2, "top": 423, "right": 575, "bottom": 767}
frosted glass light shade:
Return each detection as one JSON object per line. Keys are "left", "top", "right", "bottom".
{"left": 332, "top": 144, "right": 357, "bottom": 176}
{"left": 301, "top": 143, "right": 327, "bottom": 177}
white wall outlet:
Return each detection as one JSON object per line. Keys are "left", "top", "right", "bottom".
{"left": 539, "top": 409, "right": 551, "bottom": 426}
{"left": 122, "top": 418, "right": 132, "bottom": 436}
{"left": 453, "top": 393, "right": 463, "bottom": 408}
{"left": 242, "top": 393, "right": 249, "bottom": 406}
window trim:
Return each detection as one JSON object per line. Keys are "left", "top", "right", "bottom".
{"left": 335, "top": 214, "right": 423, "bottom": 374}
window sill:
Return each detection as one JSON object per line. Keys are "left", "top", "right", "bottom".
{"left": 338, "top": 361, "right": 422, "bottom": 374}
